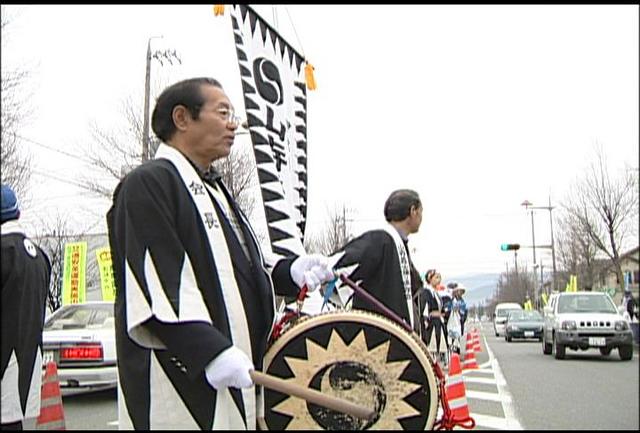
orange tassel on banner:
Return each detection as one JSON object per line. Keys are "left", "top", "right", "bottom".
{"left": 305, "top": 62, "right": 316, "bottom": 91}
{"left": 213, "top": 5, "right": 225, "bottom": 16}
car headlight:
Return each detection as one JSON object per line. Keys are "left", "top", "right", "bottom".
{"left": 508, "top": 325, "right": 518, "bottom": 331}
{"left": 615, "top": 321, "right": 629, "bottom": 331}
{"left": 561, "top": 320, "right": 577, "bottom": 331}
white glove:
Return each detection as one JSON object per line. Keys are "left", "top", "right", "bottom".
{"left": 290, "top": 254, "right": 334, "bottom": 291}
{"left": 205, "top": 346, "right": 254, "bottom": 390}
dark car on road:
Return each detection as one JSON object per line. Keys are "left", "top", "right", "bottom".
{"left": 505, "top": 310, "right": 544, "bottom": 342}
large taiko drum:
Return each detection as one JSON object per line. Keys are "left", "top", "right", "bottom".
{"left": 258, "top": 310, "right": 439, "bottom": 430}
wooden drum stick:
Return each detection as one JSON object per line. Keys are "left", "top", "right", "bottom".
{"left": 250, "top": 370, "right": 375, "bottom": 420}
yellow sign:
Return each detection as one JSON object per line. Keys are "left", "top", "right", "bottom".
{"left": 62, "top": 242, "right": 87, "bottom": 305}
{"left": 565, "top": 275, "right": 578, "bottom": 292}
{"left": 96, "top": 247, "right": 116, "bottom": 302}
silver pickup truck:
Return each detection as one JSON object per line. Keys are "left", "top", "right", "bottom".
{"left": 542, "top": 291, "right": 634, "bottom": 361}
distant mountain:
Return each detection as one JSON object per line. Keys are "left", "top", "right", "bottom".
{"left": 445, "top": 273, "right": 500, "bottom": 307}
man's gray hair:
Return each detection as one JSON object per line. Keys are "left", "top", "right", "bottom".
{"left": 384, "top": 189, "right": 421, "bottom": 222}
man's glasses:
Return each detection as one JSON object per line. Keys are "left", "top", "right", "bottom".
{"left": 216, "top": 107, "right": 241, "bottom": 127}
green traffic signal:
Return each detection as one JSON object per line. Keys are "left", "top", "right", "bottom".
{"left": 500, "top": 243, "right": 520, "bottom": 251}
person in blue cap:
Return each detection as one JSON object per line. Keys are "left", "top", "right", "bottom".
{"left": 1, "top": 184, "right": 52, "bottom": 430}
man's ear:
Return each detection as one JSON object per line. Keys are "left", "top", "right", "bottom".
{"left": 172, "top": 105, "right": 190, "bottom": 132}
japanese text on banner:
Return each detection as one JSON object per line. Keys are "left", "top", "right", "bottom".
{"left": 96, "top": 247, "right": 116, "bottom": 302}
{"left": 62, "top": 242, "right": 87, "bottom": 305}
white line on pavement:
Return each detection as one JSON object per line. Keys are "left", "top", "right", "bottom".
{"left": 464, "top": 376, "right": 497, "bottom": 385}
{"left": 462, "top": 368, "right": 494, "bottom": 375}
{"left": 469, "top": 413, "right": 524, "bottom": 430}
{"left": 484, "top": 334, "right": 524, "bottom": 430}
{"left": 467, "top": 390, "right": 510, "bottom": 403}
{"left": 478, "top": 360, "right": 492, "bottom": 369}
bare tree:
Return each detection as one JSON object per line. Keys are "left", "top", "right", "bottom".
{"left": 492, "top": 265, "right": 535, "bottom": 306}
{"left": 80, "top": 97, "right": 143, "bottom": 199}
{"left": 81, "top": 97, "right": 257, "bottom": 217}
{"left": 555, "top": 211, "right": 599, "bottom": 290}
{"left": 31, "top": 213, "right": 85, "bottom": 312}
{"left": 1, "top": 7, "right": 33, "bottom": 200}
{"left": 305, "top": 204, "right": 354, "bottom": 255}
{"left": 212, "top": 143, "right": 257, "bottom": 217}
{"left": 562, "top": 146, "right": 639, "bottom": 291}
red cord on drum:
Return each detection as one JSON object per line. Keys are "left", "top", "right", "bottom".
{"left": 432, "top": 360, "right": 476, "bottom": 430}
{"left": 270, "top": 285, "right": 310, "bottom": 343}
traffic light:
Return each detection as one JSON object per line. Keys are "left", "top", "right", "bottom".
{"left": 500, "top": 243, "right": 520, "bottom": 251}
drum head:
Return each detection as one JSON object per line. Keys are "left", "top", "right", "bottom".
{"left": 259, "top": 310, "right": 438, "bottom": 430}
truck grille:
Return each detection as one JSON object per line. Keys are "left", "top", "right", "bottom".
{"left": 579, "top": 321, "right": 611, "bottom": 328}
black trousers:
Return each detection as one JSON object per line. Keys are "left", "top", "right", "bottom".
{"left": 424, "top": 317, "right": 448, "bottom": 351}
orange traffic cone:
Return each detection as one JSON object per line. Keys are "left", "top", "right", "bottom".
{"left": 473, "top": 331, "right": 482, "bottom": 353}
{"left": 463, "top": 346, "right": 479, "bottom": 370}
{"left": 36, "top": 362, "right": 65, "bottom": 430}
{"left": 465, "top": 332, "right": 475, "bottom": 353}
{"left": 445, "top": 353, "right": 471, "bottom": 421}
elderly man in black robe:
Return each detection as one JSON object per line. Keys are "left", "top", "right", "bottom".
{"left": 107, "top": 77, "right": 333, "bottom": 430}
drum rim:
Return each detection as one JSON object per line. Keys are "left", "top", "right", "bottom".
{"left": 259, "top": 309, "right": 438, "bottom": 430}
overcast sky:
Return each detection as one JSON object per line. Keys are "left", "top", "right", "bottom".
{"left": 3, "top": 5, "right": 638, "bottom": 280}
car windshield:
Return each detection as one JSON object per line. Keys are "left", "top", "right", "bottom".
{"left": 557, "top": 294, "right": 617, "bottom": 314}
{"left": 44, "top": 304, "right": 114, "bottom": 330}
{"left": 508, "top": 311, "right": 543, "bottom": 322}
{"left": 497, "top": 308, "right": 521, "bottom": 317}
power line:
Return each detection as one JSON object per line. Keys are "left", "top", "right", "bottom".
{"left": 31, "top": 169, "right": 92, "bottom": 190}
{"left": 13, "top": 133, "right": 94, "bottom": 165}
{"left": 32, "top": 232, "right": 108, "bottom": 240}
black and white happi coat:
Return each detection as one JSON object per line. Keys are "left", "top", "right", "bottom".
{"left": 1, "top": 220, "right": 51, "bottom": 424}
{"left": 329, "top": 225, "right": 418, "bottom": 331}
{"left": 107, "top": 144, "right": 300, "bottom": 430}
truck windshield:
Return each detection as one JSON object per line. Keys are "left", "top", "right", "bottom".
{"left": 557, "top": 295, "right": 617, "bottom": 314}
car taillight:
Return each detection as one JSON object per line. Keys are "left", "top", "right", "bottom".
{"left": 61, "top": 344, "right": 103, "bottom": 360}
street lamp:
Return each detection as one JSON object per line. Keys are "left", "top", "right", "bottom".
{"left": 141, "top": 36, "right": 181, "bottom": 162}
{"left": 521, "top": 197, "right": 558, "bottom": 292}
{"left": 521, "top": 200, "right": 537, "bottom": 266}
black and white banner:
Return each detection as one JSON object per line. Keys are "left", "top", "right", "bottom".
{"left": 229, "top": 5, "right": 308, "bottom": 258}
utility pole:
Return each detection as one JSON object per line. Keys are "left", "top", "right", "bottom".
{"left": 521, "top": 198, "right": 557, "bottom": 291}
{"left": 141, "top": 36, "right": 181, "bottom": 162}
{"left": 548, "top": 196, "right": 557, "bottom": 292}
{"left": 342, "top": 205, "right": 346, "bottom": 244}
{"left": 521, "top": 200, "right": 538, "bottom": 310}
{"left": 540, "top": 263, "right": 545, "bottom": 300}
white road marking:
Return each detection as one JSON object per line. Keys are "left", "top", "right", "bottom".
{"left": 462, "top": 367, "right": 494, "bottom": 375}
{"left": 483, "top": 333, "right": 524, "bottom": 430}
{"left": 469, "top": 413, "right": 523, "bottom": 430}
{"left": 463, "top": 376, "right": 497, "bottom": 385}
{"left": 467, "top": 390, "right": 510, "bottom": 403}
{"left": 107, "top": 420, "right": 118, "bottom": 426}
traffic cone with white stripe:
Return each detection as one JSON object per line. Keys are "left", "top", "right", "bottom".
{"left": 462, "top": 344, "right": 479, "bottom": 370}
{"left": 465, "top": 331, "right": 475, "bottom": 353}
{"left": 445, "top": 353, "right": 471, "bottom": 421}
{"left": 36, "top": 362, "right": 66, "bottom": 430}
{"left": 473, "top": 328, "right": 482, "bottom": 353}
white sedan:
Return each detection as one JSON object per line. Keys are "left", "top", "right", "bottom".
{"left": 42, "top": 302, "right": 117, "bottom": 393}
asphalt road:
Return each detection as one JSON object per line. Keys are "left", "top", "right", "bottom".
{"left": 479, "top": 321, "right": 639, "bottom": 430}
{"left": 62, "top": 388, "right": 117, "bottom": 430}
